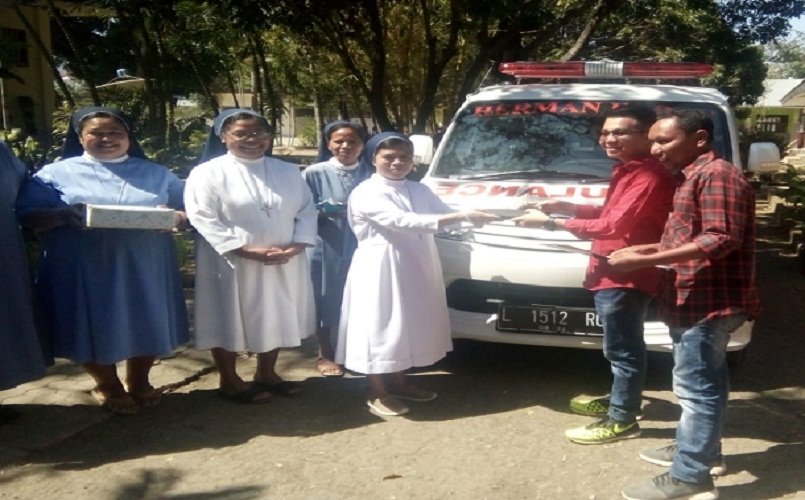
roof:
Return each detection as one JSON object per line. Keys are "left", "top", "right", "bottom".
{"left": 756, "top": 78, "right": 805, "bottom": 107}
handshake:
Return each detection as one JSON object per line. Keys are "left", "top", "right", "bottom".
{"left": 509, "top": 199, "right": 575, "bottom": 229}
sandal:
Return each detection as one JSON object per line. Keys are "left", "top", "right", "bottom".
{"left": 254, "top": 380, "right": 303, "bottom": 398}
{"left": 218, "top": 384, "right": 273, "bottom": 405}
{"left": 367, "top": 397, "right": 409, "bottom": 416}
{"left": 91, "top": 388, "right": 140, "bottom": 415}
{"left": 317, "top": 357, "right": 344, "bottom": 377}
{"left": 129, "top": 388, "right": 163, "bottom": 408}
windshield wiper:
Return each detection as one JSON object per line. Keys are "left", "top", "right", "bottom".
{"left": 455, "top": 170, "right": 609, "bottom": 181}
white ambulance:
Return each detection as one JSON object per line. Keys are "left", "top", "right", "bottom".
{"left": 414, "top": 61, "right": 774, "bottom": 360}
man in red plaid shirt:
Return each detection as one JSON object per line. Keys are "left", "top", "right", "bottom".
{"left": 609, "top": 109, "right": 759, "bottom": 500}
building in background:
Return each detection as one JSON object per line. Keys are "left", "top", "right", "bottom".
{"left": 748, "top": 78, "right": 805, "bottom": 149}
{"left": 0, "top": 3, "right": 54, "bottom": 139}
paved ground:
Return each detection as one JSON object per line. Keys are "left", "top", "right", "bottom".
{"left": 0, "top": 200, "right": 803, "bottom": 500}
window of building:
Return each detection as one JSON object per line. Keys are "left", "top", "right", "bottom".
{"left": 755, "top": 115, "right": 789, "bottom": 134}
{"left": 0, "top": 28, "right": 29, "bottom": 67}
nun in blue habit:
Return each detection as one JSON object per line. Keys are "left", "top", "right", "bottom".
{"left": 15, "top": 107, "right": 188, "bottom": 415}
{"left": 302, "top": 121, "right": 370, "bottom": 376}
{"left": 0, "top": 141, "right": 47, "bottom": 422}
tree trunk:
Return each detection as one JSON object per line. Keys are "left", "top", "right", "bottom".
{"left": 224, "top": 67, "right": 240, "bottom": 110}
{"left": 130, "top": 14, "right": 165, "bottom": 146}
{"left": 250, "top": 34, "right": 281, "bottom": 130}
{"left": 310, "top": 63, "right": 323, "bottom": 149}
{"left": 559, "top": 0, "right": 616, "bottom": 61}
{"left": 413, "top": 0, "right": 461, "bottom": 133}
{"left": 183, "top": 47, "right": 219, "bottom": 116}
{"left": 44, "top": 0, "right": 101, "bottom": 105}
{"left": 365, "top": 0, "right": 392, "bottom": 130}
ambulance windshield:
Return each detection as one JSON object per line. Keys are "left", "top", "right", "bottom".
{"left": 431, "top": 100, "right": 730, "bottom": 179}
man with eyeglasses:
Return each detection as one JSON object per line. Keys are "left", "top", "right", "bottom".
{"left": 513, "top": 105, "right": 677, "bottom": 444}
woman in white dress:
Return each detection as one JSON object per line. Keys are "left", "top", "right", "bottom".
{"left": 335, "top": 133, "right": 497, "bottom": 416}
{"left": 185, "top": 109, "right": 317, "bottom": 404}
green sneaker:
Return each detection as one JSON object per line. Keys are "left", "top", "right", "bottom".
{"left": 570, "top": 395, "right": 610, "bottom": 416}
{"left": 565, "top": 417, "right": 641, "bottom": 444}
{"left": 569, "top": 394, "right": 644, "bottom": 420}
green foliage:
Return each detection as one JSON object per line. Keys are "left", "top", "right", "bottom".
{"left": 30, "top": 0, "right": 805, "bottom": 137}
{"left": 780, "top": 165, "right": 805, "bottom": 206}
{"left": 172, "top": 231, "right": 195, "bottom": 271}
{"left": 296, "top": 120, "right": 319, "bottom": 148}
{"left": 766, "top": 31, "right": 805, "bottom": 78}
{"left": 582, "top": 0, "right": 773, "bottom": 105}
{"left": 1, "top": 101, "right": 75, "bottom": 170}
{"left": 0, "top": 128, "right": 44, "bottom": 171}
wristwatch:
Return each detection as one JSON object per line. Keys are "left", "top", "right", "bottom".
{"left": 544, "top": 217, "right": 557, "bottom": 231}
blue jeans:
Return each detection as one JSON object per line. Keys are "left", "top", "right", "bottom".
{"left": 669, "top": 314, "right": 747, "bottom": 484}
{"left": 594, "top": 288, "right": 651, "bottom": 424}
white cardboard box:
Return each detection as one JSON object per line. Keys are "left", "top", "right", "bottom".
{"left": 85, "top": 204, "right": 176, "bottom": 230}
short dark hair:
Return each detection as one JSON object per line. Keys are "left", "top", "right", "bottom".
{"left": 657, "top": 109, "right": 713, "bottom": 143}
{"left": 220, "top": 112, "right": 272, "bottom": 134}
{"left": 605, "top": 105, "right": 656, "bottom": 131}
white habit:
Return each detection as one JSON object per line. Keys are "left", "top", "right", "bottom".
{"left": 335, "top": 174, "right": 454, "bottom": 374}
{"left": 185, "top": 153, "right": 317, "bottom": 352}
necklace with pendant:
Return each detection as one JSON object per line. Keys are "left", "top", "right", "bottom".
{"left": 91, "top": 162, "right": 127, "bottom": 204}
{"left": 242, "top": 158, "right": 273, "bottom": 217}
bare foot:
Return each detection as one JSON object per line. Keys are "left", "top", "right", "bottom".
{"left": 317, "top": 357, "right": 344, "bottom": 377}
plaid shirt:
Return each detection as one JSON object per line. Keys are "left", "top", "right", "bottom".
{"left": 659, "top": 151, "right": 760, "bottom": 327}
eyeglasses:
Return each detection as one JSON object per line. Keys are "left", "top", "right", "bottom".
{"left": 226, "top": 130, "right": 271, "bottom": 140}
{"left": 599, "top": 129, "right": 644, "bottom": 138}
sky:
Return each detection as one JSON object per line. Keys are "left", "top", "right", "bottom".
{"left": 790, "top": 15, "right": 805, "bottom": 36}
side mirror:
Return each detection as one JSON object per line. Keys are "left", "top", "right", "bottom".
{"left": 409, "top": 134, "right": 434, "bottom": 166}
{"left": 746, "top": 142, "right": 782, "bottom": 173}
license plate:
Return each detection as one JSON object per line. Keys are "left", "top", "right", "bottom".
{"left": 495, "top": 304, "right": 603, "bottom": 335}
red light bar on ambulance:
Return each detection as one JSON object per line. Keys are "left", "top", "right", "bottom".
{"left": 498, "top": 61, "right": 714, "bottom": 79}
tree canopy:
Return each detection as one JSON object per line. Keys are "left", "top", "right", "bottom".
{"left": 6, "top": 0, "right": 805, "bottom": 158}
{"left": 766, "top": 31, "right": 805, "bottom": 78}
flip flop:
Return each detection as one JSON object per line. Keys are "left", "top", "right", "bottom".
{"left": 367, "top": 397, "right": 409, "bottom": 416}
{"left": 218, "top": 384, "right": 272, "bottom": 405}
{"left": 317, "top": 357, "right": 345, "bottom": 377}
{"left": 254, "top": 380, "right": 303, "bottom": 398}
{"left": 91, "top": 388, "right": 140, "bottom": 415}
{"left": 129, "top": 388, "right": 163, "bottom": 408}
